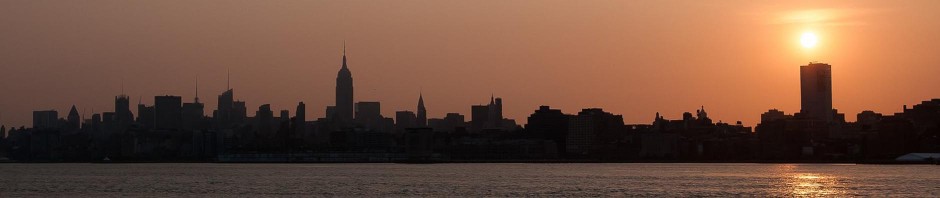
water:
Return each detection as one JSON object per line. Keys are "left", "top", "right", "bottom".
{"left": 0, "top": 163, "right": 937, "bottom": 197}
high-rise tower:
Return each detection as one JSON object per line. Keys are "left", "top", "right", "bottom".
{"left": 216, "top": 89, "right": 234, "bottom": 127}
{"left": 336, "top": 43, "right": 354, "bottom": 123}
{"left": 182, "top": 78, "right": 205, "bottom": 130}
{"left": 67, "top": 105, "right": 80, "bottom": 130}
{"left": 115, "top": 94, "right": 133, "bottom": 127}
{"left": 417, "top": 93, "right": 427, "bottom": 127}
{"left": 800, "top": 62, "right": 833, "bottom": 122}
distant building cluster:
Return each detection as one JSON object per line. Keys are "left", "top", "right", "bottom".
{"left": 0, "top": 56, "right": 937, "bottom": 162}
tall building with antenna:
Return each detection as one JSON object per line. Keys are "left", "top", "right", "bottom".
{"left": 335, "top": 43, "right": 355, "bottom": 124}
{"left": 115, "top": 94, "right": 133, "bottom": 128}
{"left": 183, "top": 77, "right": 205, "bottom": 130}
{"left": 115, "top": 79, "right": 134, "bottom": 129}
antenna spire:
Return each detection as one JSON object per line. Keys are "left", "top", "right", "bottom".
{"left": 342, "top": 41, "right": 348, "bottom": 68}
{"left": 195, "top": 76, "right": 200, "bottom": 103}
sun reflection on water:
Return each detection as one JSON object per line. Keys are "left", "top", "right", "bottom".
{"left": 787, "top": 172, "right": 846, "bottom": 196}
{"left": 769, "top": 164, "right": 851, "bottom": 196}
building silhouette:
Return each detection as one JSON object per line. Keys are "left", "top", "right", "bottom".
{"left": 325, "top": 106, "right": 336, "bottom": 120}
{"left": 32, "top": 110, "right": 58, "bottom": 130}
{"left": 417, "top": 93, "right": 427, "bottom": 127}
{"left": 256, "top": 104, "right": 274, "bottom": 135}
{"left": 566, "top": 108, "right": 624, "bottom": 156}
{"left": 442, "top": 113, "right": 466, "bottom": 131}
{"left": 232, "top": 101, "right": 247, "bottom": 124}
{"left": 294, "top": 102, "right": 306, "bottom": 138}
{"left": 526, "top": 106, "right": 570, "bottom": 154}
{"left": 335, "top": 44, "right": 354, "bottom": 124}
{"left": 154, "top": 95, "right": 182, "bottom": 130}
{"left": 395, "top": 111, "right": 417, "bottom": 131}
{"left": 181, "top": 98, "right": 204, "bottom": 131}
{"left": 857, "top": 110, "right": 883, "bottom": 127}
{"left": 67, "top": 105, "right": 80, "bottom": 131}
{"left": 215, "top": 89, "right": 234, "bottom": 128}
{"left": 92, "top": 113, "right": 102, "bottom": 130}
{"left": 800, "top": 62, "right": 833, "bottom": 122}
{"left": 429, "top": 113, "right": 466, "bottom": 133}
{"left": 760, "top": 109, "right": 791, "bottom": 123}
{"left": 470, "top": 95, "right": 512, "bottom": 133}
{"left": 355, "top": 102, "right": 383, "bottom": 130}
{"left": 137, "top": 102, "right": 155, "bottom": 129}
{"left": 114, "top": 95, "right": 133, "bottom": 129}
{"left": 470, "top": 105, "right": 489, "bottom": 132}
{"left": 488, "top": 96, "right": 504, "bottom": 129}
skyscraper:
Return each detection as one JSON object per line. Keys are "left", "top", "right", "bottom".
{"left": 182, "top": 77, "right": 204, "bottom": 131}
{"left": 325, "top": 106, "right": 336, "bottom": 120}
{"left": 182, "top": 99, "right": 204, "bottom": 131}
{"left": 470, "top": 105, "right": 489, "bottom": 132}
{"left": 488, "top": 96, "right": 503, "bottom": 128}
{"left": 395, "top": 111, "right": 417, "bottom": 130}
{"left": 335, "top": 44, "right": 354, "bottom": 123}
{"left": 137, "top": 103, "right": 155, "bottom": 129}
{"left": 154, "top": 95, "right": 183, "bottom": 130}
{"left": 67, "top": 105, "right": 80, "bottom": 130}
{"left": 115, "top": 95, "right": 133, "bottom": 128}
{"left": 471, "top": 95, "right": 505, "bottom": 132}
{"left": 32, "top": 110, "right": 58, "bottom": 130}
{"left": 256, "top": 104, "right": 274, "bottom": 135}
{"left": 355, "top": 101, "right": 382, "bottom": 130}
{"left": 215, "top": 89, "right": 234, "bottom": 127}
{"left": 441, "top": 113, "right": 466, "bottom": 132}
{"left": 800, "top": 62, "right": 833, "bottom": 122}
{"left": 417, "top": 93, "right": 427, "bottom": 127}
{"left": 232, "top": 101, "right": 247, "bottom": 123}
{"left": 294, "top": 102, "right": 306, "bottom": 137}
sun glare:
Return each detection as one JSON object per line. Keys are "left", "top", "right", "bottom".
{"left": 800, "top": 32, "right": 818, "bottom": 48}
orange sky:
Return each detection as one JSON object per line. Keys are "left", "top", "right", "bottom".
{"left": 1, "top": 1, "right": 939, "bottom": 127}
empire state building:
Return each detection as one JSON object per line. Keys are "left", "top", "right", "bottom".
{"left": 335, "top": 44, "right": 354, "bottom": 123}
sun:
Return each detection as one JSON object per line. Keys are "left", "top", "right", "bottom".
{"left": 800, "top": 32, "right": 818, "bottom": 48}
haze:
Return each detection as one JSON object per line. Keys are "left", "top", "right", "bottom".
{"left": 2, "top": 0, "right": 939, "bottom": 127}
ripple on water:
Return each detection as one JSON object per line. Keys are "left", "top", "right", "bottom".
{"left": 0, "top": 163, "right": 938, "bottom": 196}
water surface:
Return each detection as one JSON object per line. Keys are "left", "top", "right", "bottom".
{"left": 1, "top": 163, "right": 937, "bottom": 197}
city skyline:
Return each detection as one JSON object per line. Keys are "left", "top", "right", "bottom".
{"left": 3, "top": 1, "right": 940, "bottom": 127}
{"left": 0, "top": 49, "right": 929, "bottom": 128}
{"left": 3, "top": 1, "right": 940, "bottom": 196}
{"left": 0, "top": 55, "right": 925, "bottom": 128}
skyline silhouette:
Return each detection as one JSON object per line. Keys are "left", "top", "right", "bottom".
{"left": 0, "top": 48, "right": 937, "bottom": 163}
{"left": 0, "top": 49, "right": 935, "bottom": 129}
{"left": 0, "top": 52, "right": 931, "bottom": 130}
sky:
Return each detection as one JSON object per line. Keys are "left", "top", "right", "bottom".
{"left": 1, "top": 1, "right": 940, "bottom": 127}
